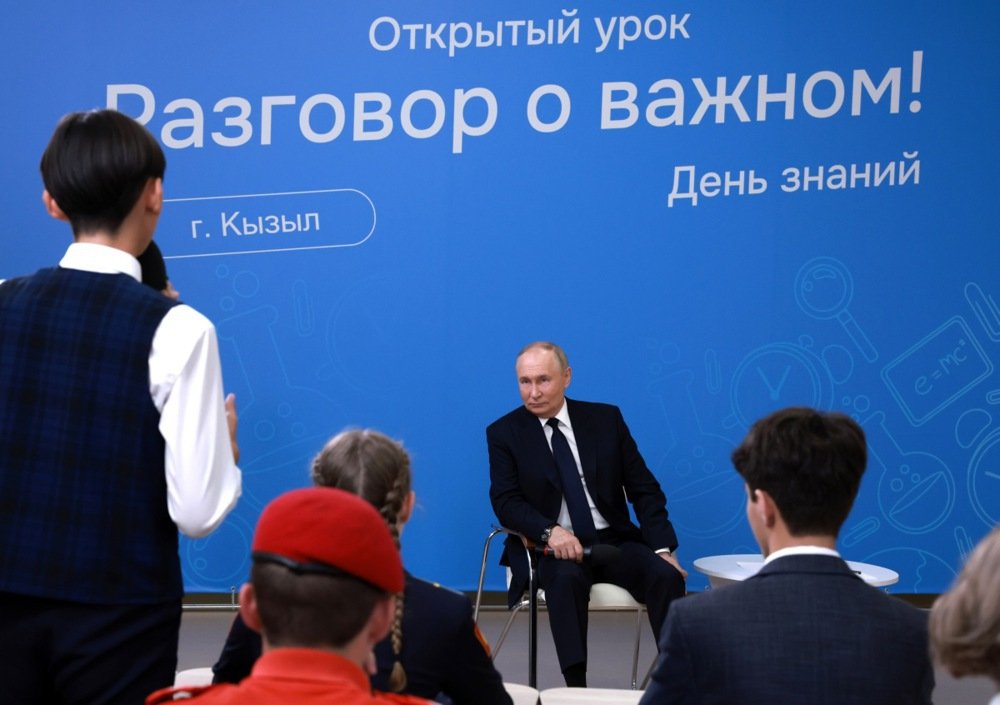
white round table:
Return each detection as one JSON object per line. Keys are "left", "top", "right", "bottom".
{"left": 693, "top": 553, "right": 899, "bottom": 588}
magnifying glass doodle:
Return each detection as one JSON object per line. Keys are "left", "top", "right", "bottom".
{"left": 795, "top": 257, "right": 878, "bottom": 362}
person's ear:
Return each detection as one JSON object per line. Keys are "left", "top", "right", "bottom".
{"left": 238, "top": 582, "right": 263, "bottom": 634}
{"left": 366, "top": 595, "right": 396, "bottom": 644}
{"left": 398, "top": 490, "right": 416, "bottom": 527}
{"left": 42, "top": 190, "right": 69, "bottom": 222}
{"left": 146, "top": 178, "right": 163, "bottom": 216}
{"left": 755, "top": 489, "right": 778, "bottom": 528}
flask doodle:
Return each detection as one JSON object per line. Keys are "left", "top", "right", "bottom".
{"left": 868, "top": 411, "right": 956, "bottom": 534}
{"left": 863, "top": 547, "right": 956, "bottom": 593}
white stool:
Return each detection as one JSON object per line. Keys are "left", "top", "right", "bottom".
{"left": 173, "top": 666, "right": 214, "bottom": 688}
{"left": 540, "top": 686, "right": 644, "bottom": 705}
{"left": 505, "top": 681, "right": 541, "bottom": 705}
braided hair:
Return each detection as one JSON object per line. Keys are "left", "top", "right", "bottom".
{"left": 310, "top": 429, "right": 412, "bottom": 692}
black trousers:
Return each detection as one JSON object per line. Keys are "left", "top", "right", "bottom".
{"left": 537, "top": 534, "right": 686, "bottom": 673}
{"left": 0, "top": 592, "right": 181, "bottom": 705}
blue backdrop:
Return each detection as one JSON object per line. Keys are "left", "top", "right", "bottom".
{"left": 1, "top": 2, "right": 997, "bottom": 593}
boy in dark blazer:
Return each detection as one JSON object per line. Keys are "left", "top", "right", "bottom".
{"left": 640, "top": 407, "right": 934, "bottom": 705}
{"left": 0, "top": 109, "right": 241, "bottom": 705}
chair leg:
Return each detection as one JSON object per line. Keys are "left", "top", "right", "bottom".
{"left": 640, "top": 652, "right": 657, "bottom": 689}
{"left": 492, "top": 600, "right": 526, "bottom": 658}
{"left": 474, "top": 527, "right": 505, "bottom": 625}
{"left": 630, "top": 607, "right": 643, "bottom": 689}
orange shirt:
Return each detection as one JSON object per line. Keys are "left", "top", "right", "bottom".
{"left": 147, "top": 648, "right": 431, "bottom": 705}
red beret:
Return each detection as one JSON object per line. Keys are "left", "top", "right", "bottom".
{"left": 252, "top": 487, "right": 403, "bottom": 594}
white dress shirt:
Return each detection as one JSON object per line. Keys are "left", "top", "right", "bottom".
{"left": 59, "top": 242, "right": 241, "bottom": 537}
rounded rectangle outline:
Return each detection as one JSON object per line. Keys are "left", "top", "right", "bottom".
{"left": 162, "top": 188, "right": 376, "bottom": 259}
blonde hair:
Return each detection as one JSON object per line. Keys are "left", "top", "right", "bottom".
{"left": 310, "top": 428, "right": 412, "bottom": 692}
{"left": 929, "top": 524, "right": 1000, "bottom": 684}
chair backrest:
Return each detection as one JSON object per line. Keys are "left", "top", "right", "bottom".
{"left": 588, "top": 582, "right": 642, "bottom": 610}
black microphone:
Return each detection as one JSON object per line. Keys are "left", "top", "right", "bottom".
{"left": 534, "top": 543, "right": 621, "bottom": 567}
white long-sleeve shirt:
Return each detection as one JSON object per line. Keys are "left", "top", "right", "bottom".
{"left": 59, "top": 242, "right": 242, "bottom": 537}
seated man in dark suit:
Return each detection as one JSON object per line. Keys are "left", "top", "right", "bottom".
{"left": 488, "top": 341, "right": 687, "bottom": 687}
{"left": 640, "top": 406, "right": 934, "bottom": 705}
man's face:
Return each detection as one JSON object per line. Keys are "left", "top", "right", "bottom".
{"left": 516, "top": 347, "right": 571, "bottom": 419}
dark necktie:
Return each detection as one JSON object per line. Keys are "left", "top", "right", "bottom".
{"left": 547, "top": 418, "right": 596, "bottom": 544}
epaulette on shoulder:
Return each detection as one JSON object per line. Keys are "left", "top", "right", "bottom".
{"left": 429, "top": 581, "right": 464, "bottom": 598}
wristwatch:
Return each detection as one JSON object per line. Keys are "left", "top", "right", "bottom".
{"left": 540, "top": 525, "right": 556, "bottom": 543}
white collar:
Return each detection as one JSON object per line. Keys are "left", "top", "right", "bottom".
{"left": 538, "top": 400, "right": 571, "bottom": 429}
{"left": 59, "top": 242, "right": 142, "bottom": 282}
{"left": 763, "top": 545, "right": 840, "bottom": 565}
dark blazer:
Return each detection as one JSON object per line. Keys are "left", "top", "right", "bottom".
{"left": 487, "top": 398, "right": 677, "bottom": 604}
{"left": 639, "top": 554, "right": 935, "bottom": 705}
{"left": 213, "top": 573, "right": 511, "bottom": 705}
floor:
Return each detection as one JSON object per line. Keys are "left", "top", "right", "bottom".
{"left": 178, "top": 604, "right": 995, "bottom": 703}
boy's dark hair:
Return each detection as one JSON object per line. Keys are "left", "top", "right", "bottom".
{"left": 251, "top": 562, "right": 385, "bottom": 649}
{"left": 39, "top": 109, "right": 165, "bottom": 236}
{"left": 731, "top": 407, "right": 867, "bottom": 536}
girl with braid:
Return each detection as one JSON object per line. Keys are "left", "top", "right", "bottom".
{"left": 213, "top": 429, "right": 513, "bottom": 705}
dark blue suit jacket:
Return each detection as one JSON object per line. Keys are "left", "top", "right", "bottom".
{"left": 487, "top": 399, "right": 677, "bottom": 605}
{"left": 640, "top": 554, "right": 934, "bottom": 705}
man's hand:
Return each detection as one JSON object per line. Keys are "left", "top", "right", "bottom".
{"left": 225, "top": 392, "right": 240, "bottom": 464}
{"left": 659, "top": 550, "right": 688, "bottom": 578}
{"left": 545, "top": 525, "right": 584, "bottom": 562}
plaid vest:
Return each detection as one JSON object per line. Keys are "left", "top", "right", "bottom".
{"left": 0, "top": 267, "right": 181, "bottom": 603}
